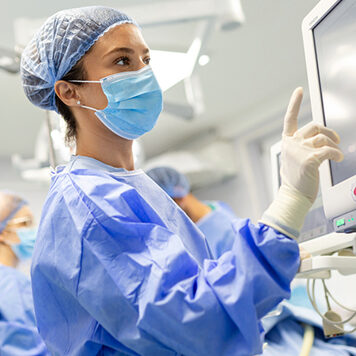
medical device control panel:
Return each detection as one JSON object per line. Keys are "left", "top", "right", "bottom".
{"left": 334, "top": 208, "right": 356, "bottom": 233}
{"left": 332, "top": 182, "right": 356, "bottom": 233}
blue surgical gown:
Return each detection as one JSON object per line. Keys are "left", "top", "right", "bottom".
{"left": 31, "top": 155, "right": 300, "bottom": 356}
{"left": 0, "top": 265, "right": 48, "bottom": 356}
{"left": 196, "top": 200, "right": 356, "bottom": 355}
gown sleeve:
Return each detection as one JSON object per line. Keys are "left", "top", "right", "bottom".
{"left": 68, "top": 193, "right": 300, "bottom": 355}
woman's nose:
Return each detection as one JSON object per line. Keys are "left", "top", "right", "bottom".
{"left": 136, "top": 60, "right": 147, "bottom": 71}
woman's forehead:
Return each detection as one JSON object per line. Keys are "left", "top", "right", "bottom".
{"left": 93, "top": 23, "right": 147, "bottom": 54}
{"left": 12, "top": 206, "right": 32, "bottom": 220}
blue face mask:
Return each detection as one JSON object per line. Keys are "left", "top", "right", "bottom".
{"left": 11, "top": 227, "right": 37, "bottom": 260}
{"left": 71, "top": 65, "right": 163, "bottom": 140}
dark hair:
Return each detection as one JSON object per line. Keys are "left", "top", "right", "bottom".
{"left": 55, "top": 57, "right": 87, "bottom": 145}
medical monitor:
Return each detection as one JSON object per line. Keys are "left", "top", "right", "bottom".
{"left": 270, "top": 141, "right": 356, "bottom": 255}
{"left": 303, "top": 0, "right": 356, "bottom": 233}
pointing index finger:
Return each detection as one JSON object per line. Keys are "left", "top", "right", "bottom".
{"left": 283, "top": 87, "right": 303, "bottom": 137}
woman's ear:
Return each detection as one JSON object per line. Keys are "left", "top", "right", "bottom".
{"left": 54, "top": 80, "right": 80, "bottom": 107}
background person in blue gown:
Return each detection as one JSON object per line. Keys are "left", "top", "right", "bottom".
{"left": 0, "top": 191, "right": 48, "bottom": 356}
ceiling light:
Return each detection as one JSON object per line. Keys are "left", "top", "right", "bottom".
{"left": 199, "top": 55, "right": 210, "bottom": 66}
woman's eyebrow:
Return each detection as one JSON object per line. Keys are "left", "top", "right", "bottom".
{"left": 103, "top": 47, "right": 150, "bottom": 58}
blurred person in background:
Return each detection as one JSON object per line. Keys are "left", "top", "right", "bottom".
{"left": 0, "top": 191, "right": 48, "bottom": 355}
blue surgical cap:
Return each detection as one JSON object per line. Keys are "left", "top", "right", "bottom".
{"left": 21, "top": 6, "right": 137, "bottom": 112}
{"left": 0, "top": 191, "right": 27, "bottom": 233}
{"left": 147, "top": 167, "right": 190, "bottom": 198}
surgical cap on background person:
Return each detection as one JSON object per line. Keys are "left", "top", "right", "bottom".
{"left": 21, "top": 6, "right": 137, "bottom": 112}
{"left": 0, "top": 191, "right": 27, "bottom": 233}
{"left": 147, "top": 166, "right": 190, "bottom": 198}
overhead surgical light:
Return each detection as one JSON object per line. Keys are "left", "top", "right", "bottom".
{"left": 198, "top": 55, "right": 210, "bottom": 66}
{"left": 150, "top": 37, "right": 202, "bottom": 92}
{"left": 219, "top": 0, "right": 246, "bottom": 31}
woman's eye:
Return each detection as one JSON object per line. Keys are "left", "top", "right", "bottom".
{"left": 144, "top": 57, "right": 151, "bottom": 65}
{"left": 115, "top": 57, "right": 130, "bottom": 66}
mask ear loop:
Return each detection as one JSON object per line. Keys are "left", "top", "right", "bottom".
{"left": 70, "top": 80, "right": 101, "bottom": 83}
{"left": 76, "top": 100, "right": 97, "bottom": 112}
{"left": 70, "top": 78, "right": 102, "bottom": 112}
{"left": 70, "top": 79, "right": 102, "bottom": 112}
{"left": 79, "top": 104, "right": 98, "bottom": 112}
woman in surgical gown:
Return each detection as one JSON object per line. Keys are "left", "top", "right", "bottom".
{"left": 20, "top": 6, "right": 344, "bottom": 356}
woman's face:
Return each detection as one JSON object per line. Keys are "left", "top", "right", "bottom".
{"left": 77, "top": 23, "right": 151, "bottom": 110}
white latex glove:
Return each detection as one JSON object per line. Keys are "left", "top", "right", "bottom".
{"left": 260, "top": 87, "right": 344, "bottom": 239}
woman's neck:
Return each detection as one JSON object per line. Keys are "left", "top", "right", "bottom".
{"left": 76, "top": 125, "right": 135, "bottom": 170}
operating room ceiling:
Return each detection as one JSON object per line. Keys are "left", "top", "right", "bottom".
{"left": 0, "top": 0, "right": 319, "bottom": 160}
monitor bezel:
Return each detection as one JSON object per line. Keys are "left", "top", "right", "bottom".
{"left": 302, "top": 0, "right": 356, "bottom": 221}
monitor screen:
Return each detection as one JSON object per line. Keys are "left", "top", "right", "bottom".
{"left": 276, "top": 152, "right": 334, "bottom": 242}
{"left": 313, "top": 0, "right": 356, "bottom": 186}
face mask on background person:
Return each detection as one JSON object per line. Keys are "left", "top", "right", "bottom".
{"left": 1, "top": 216, "right": 37, "bottom": 261}
{"left": 71, "top": 65, "right": 163, "bottom": 140}
{"left": 1, "top": 224, "right": 37, "bottom": 261}
{"left": 10, "top": 227, "right": 37, "bottom": 260}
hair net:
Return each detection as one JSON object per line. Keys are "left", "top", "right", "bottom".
{"left": 147, "top": 167, "right": 190, "bottom": 198}
{"left": 21, "top": 6, "right": 137, "bottom": 112}
{"left": 0, "top": 191, "right": 27, "bottom": 233}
